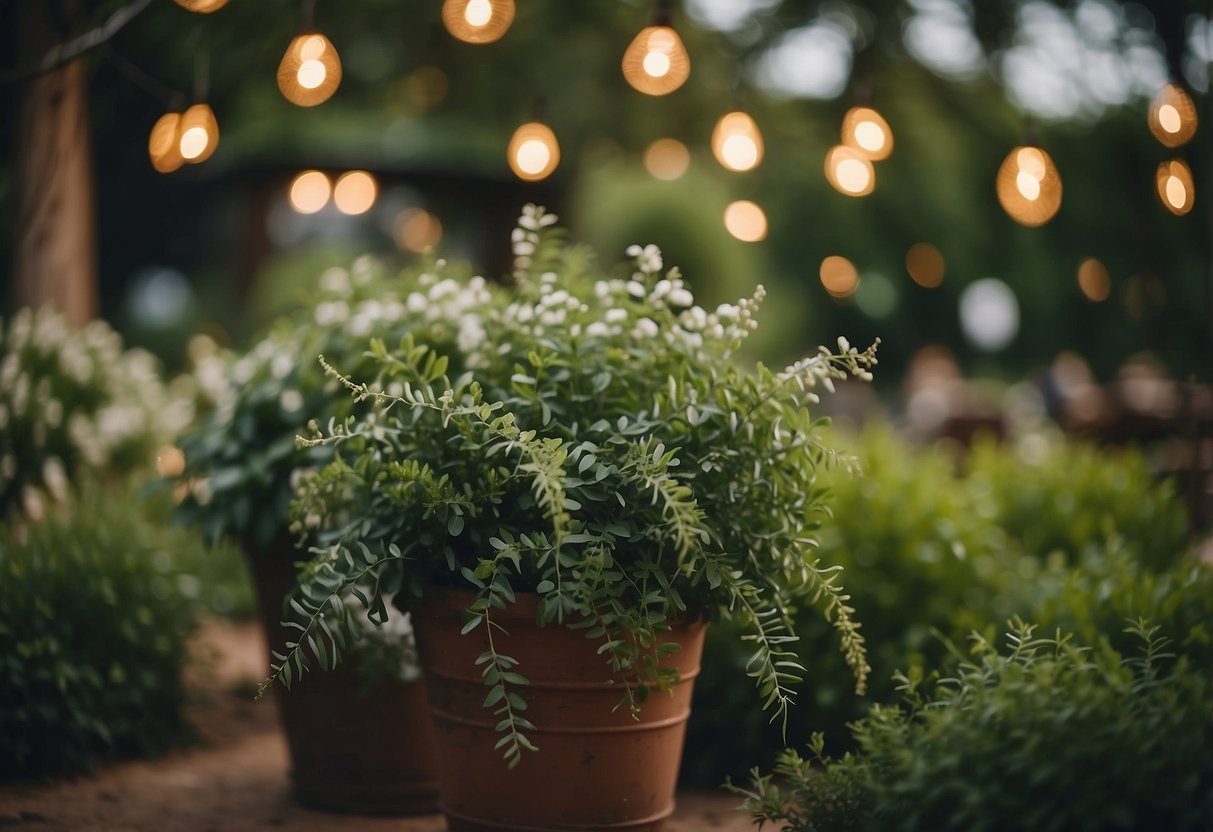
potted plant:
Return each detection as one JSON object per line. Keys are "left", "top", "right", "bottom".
{"left": 175, "top": 258, "right": 468, "bottom": 815}
{"left": 267, "top": 206, "right": 878, "bottom": 831}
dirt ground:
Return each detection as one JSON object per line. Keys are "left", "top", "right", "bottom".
{"left": 0, "top": 620, "right": 755, "bottom": 831}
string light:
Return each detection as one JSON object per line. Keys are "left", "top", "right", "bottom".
{"left": 442, "top": 0, "right": 515, "bottom": 44}
{"left": 508, "top": 121, "right": 561, "bottom": 181}
{"left": 154, "top": 446, "right": 186, "bottom": 478}
{"left": 995, "top": 145, "right": 1062, "bottom": 227}
{"left": 173, "top": 0, "right": 229, "bottom": 12}
{"left": 825, "top": 145, "right": 875, "bottom": 197}
{"left": 177, "top": 103, "right": 219, "bottom": 163}
{"left": 333, "top": 171, "right": 377, "bottom": 215}
{"left": 148, "top": 112, "right": 185, "bottom": 173}
{"left": 841, "top": 106, "right": 893, "bottom": 160}
{"left": 644, "top": 138, "right": 690, "bottom": 180}
{"left": 1077, "top": 258, "right": 1111, "bottom": 302}
{"left": 622, "top": 2, "right": 690, "bottom": 97}
{"left": 1148, "top": 83, "right": 1197, "bottom": 148}
{"left": 723, "top": 200, "right": 767, "bottom": 242}
{"left": 711, "top": 111, "right": 764, "bottom": 173}
{"left": 905, "top": 243, "right": 945, "bottom": 288}
{"left": 394, "top": 208, "right": 444, "bottom": 253}
{"left": 1156, "top": 159, "right": 1195, "bottom": 215}
{"left": 278, "top": 33, "right": 342, "bottom": 107}
{"left": 820, "top": 255, "right": 859, "bottom": 298}
{"left": 289, "top": 170, "right": 332, "bottom": 214}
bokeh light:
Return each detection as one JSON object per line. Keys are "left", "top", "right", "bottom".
{"left": 394, "top": 208, "right": 444, "bottom": 253}
{"left": 711, "top": 112, "right": 764, "bottom": 173}
{"left": 508, "top": 122, "right": 561, "bottom": 181}
{"left": 622, "top": 26, "right": 691, "bottom": 95}
{"left": 644, "top": 138, "right": 690, "bottom": 180}
{"left": 442, "top": 0, "right": 515, "bottom": 44}
{"left": 824, "top": 146, "right": 875, "bottom": 197}
{"left": 820, "top": 255, "right": 859, "bottom": 298}
{"left": 841, "top": 106, "right": 893, "bottom": 160}
{"left": 996, "top": 145, "right": 1062, "bottom": 227}
{"left": 723, "top": 200, "right": 767, "bottom": 242}
{"left": 333, "top": 171, "right": 377, "bottom": 215}
{"left": 1148, "top": 83, "right": 1198, "bottom": 148}
{"left": 1077, "top": 257, "right": 1111, "bottom": 302}
{"left": 155, "top": 446, "right": 186, "bottom": 478}
{"left": 148, "top": 112, "right": 184, "bottom": 173}
{"left": 173, "top": 0, "right": 229, "bottom": 12}
{"left": 959, "top": 278, "right": 1019, "bottom": 351}
{"left": 288, "top": 170, "right": 332, "bottom": 214}
{"left": 277, "top": 33, "right": 342, "bottom": 107}
{"left": 177, "top": 104, "right": 218, "bottom": 163}
{"left": 1156, "top": 159, "right": 1195, "bottom": 215}
{"left": 905, "top": 243, "right": 945, "bottom": 288}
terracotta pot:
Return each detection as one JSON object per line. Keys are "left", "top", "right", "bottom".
{"left": 246, "top": 534, "right": 440, "bottom": 815}
{"left": 411, "top": 587, "right": 707, "bottom": 832}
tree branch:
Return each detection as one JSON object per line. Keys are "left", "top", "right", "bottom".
{"left": 0, "top": 0, "right": 156, "bottom": 84}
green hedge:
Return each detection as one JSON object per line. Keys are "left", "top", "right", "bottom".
{"left": 682, "top": 427, "right": 1201, "bottom": 786}
{"left": 732, "top": 619, "right": 1213, "bottom": 832}
{"left": 0, "top": 488, "right": 230, "bottom": 779}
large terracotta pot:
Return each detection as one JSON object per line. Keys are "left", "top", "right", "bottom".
{"left": 246, "top": 534, "right": 440, "bottom": 815}
{"left": 411, "top": 588, "right": 707, "bottom": 832}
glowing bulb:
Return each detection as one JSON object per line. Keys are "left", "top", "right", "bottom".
{"left": 1148, "top": 83, "right": 1197, "bottom": 148}
{"left": 173, "top": 0, "right": 229, "bottom": 12}
{"left": 289, "top": 170, "right": 332, "bottom": 214}
{"left": 820, "top": 256, "right": 859, "bottom": 298}
{"left": 711, "top": 111, "right": 764, "bottom": 173}
{"left": 333, "top": 171, "right": 377, "bottom": 215}
{"left": 395, "top": 208, "right": 443, "bottom": 253}
{"left": 155, "top": 446, "right": 186, "bottom": 478}
{"left": 825, "top": 146, "right": 875, "bottom": 196}
{"left": 1077, "top": 258, "right": 1110, "bottom": 302}
{"left": 508, "top": 122, "right": 560, "bottom": 181}
{"left": 443, "top": 0, "right": 515, "bottom": 44}
{"left": 996, "top": 145, "right": 1062, "bottom": 227}
{"left": 278, "top": 33, "right": 342, "bottom": 106}
{"left": 1016, "top": 171, "right": 1041, "bottom": 201}
{"left": 644, "top": 138, "right": 690, "bottom": 181}
{"left": 464, "top": 0, "right": 492, "bottom": 26}
{"left": 905, "top": 243, "right": 946, "bottom": 288}
{"left": 177, "top": 103, "right": 218, "bottom": 164}
{"left": 622, "top": 25, "right": 690, "bottom": 95}
{"left": 723, "top": 200, "right": 767, "bottom": 242}
{"left": 1156, "top": 159, "right": 1194, "bottom": 215}
{"left": 148, "top": 112, "right": 184, "bottom": 173}
{"left": 841, "top": 107, "right": 893, "bottom": 160}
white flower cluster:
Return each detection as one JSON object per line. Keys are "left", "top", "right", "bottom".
{"left": 512, "top": 204, "right": 558, "bottom": 272}
{"left": 777, "top": 335, "right": 881, "bottom": 403}
{"left": 0, "top": 307, "right": 193, "bottom": 516}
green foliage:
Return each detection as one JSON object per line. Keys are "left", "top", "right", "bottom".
{"left": 683, "top": 425, "right": 1201, "bottom": 786}
{"left": 0, "top": 487, "right": 217, "bottom": 779}
{"left": 0, "top": 307, "right": 193, "bottom": 520}
{"left": 731, "top": 619, "right": 1213, "bottom": 832}
{"left": 267, "top": 205, "right": 879, "bottom": 765}
{"left": 175, "top": 255, "right": 478, "bottom": 546}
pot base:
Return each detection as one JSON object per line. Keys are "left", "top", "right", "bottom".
{"left": 442, "top": 802, "right": 671, "bottom": 831}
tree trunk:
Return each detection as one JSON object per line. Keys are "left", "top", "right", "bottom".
{"left": 13, "top": 0, "right": 98, "bottom": 325}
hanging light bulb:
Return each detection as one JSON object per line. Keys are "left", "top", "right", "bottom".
{"left": 995, "top": 145, "right": 1062, "bottom": 227}
{"left": 333, "top": 171, "right": 378, "bottom": 215}
{"left": 289, "top": 170, "right": 332, "bottom": 214}
{"left": 177, "top": 103, "right": 219, "bottom": 164}
{"left": 723, "top": 200, "right": 768, "bottom": 242}
{"left": 1148, "top": 83, "right": 1197, "bottom": 148}
{"left": 173, "top": 0, "right": 230, "bottom": 12}
{"left": 622, "top": 3, "right": 690, "bottom": 97}
{"left": 508, "top": 121, "right": 560, "bottom": 181}
{"left": 825, "top": 145, "right": 876, "bottom": 197}
{"left": 644, "top": 138, "right": 690, "bottom": 180}
{"left": 278, "top": 33, "right": 342, "bottom": 107}
{"left": 711, "top": 111, "right": 764, "bottom": 173}
{"left": 148, "top": 111, "right": 185, "bottom": 173}
{"left": 1156, "top": 159, "right": 1195, "bottom": 216}
{"left": 442, "top": 0, "right": 515, "bottom": 44}
{"left": 841, "top": 106, "right": 893, "bottom": 161}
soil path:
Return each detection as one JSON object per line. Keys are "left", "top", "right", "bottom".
{"left": 0, "top": 620, "right": 753, "bottom": 831}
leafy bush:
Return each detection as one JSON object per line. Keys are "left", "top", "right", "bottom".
{"left": 731, "top": 619, "right": 1213, "bottom": 832}
{"left": 683, "top": 426, "right": 1198, "bottom": 785}
{"left": 0, "top": 488, "right": 218, "bottom": 779}
{"left": 0, "top": 307, "right": 195, "bottom": 519}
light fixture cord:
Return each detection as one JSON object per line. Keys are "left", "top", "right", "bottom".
{"left": 302, "top": 0, "right": 317, "bottom": 30}
{"left": 651, "top": 0, "right": 673, "bottom": 27}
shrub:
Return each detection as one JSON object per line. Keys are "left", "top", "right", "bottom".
{"left": 731, "top": 619, "right": 1213, "bottom": 832}
{"left": 0, "top": 488, "right": 211, "bottom": 779}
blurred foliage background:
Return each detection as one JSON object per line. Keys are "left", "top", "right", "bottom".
{"left": 1, "top": 0, "right": 1208, "bottom": 384}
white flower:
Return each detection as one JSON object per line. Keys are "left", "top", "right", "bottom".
{"left": 458, "top": 315, "right": 486, "bottom": 353}
{"left": 406, "top": 292, "right": 427, "bottom": 313}
{"left": 606, "top": 308, "right": 628, "bottom": 323}
{"left": 626, "top": 281, "right": 646, "bottom": 298}
{"left": 628, "top": 243, "right": 664, "bottom": 274}
{"left": 586, "top": 322, "right": 609, "bottom": 337}
{"left": 668, "top": 288, "right": 694, "bottom": 307}
{"left": 42, "top": 457, "right": 68, "bottom": 502}
{"left": 633, "top": 318, "right": 659, "bottom": 339}
{"left": 319, "top": 267, "right": 351, "bottom": 294}
{"left": 271, "top": 353, "right": 293, "bottom": 379}
{"left": 280, "top": 389, "right": 304, "bottom": 413}
{"left": 315, "top": 300, "right": 349, "bottom": 325}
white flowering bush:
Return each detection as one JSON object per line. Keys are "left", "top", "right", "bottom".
{"left": 175, "top": 255, "right": 488, "bottom": 546}
{"left": 0, "top": 307, "right": 192, "bottom": 520}
{"left": 267, "top": 206, "right": 879, "bottom": 768}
